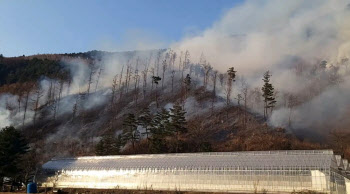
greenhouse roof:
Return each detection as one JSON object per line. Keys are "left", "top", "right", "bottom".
{"left": 42, "top": 150, "right": 341, "bottom": 171}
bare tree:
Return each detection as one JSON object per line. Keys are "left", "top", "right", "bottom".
{"left": 219, "top": 73, "right": 224, "bottom": 87}
{"left": 150, "top": 67, "right": 155, "bottom": 93}
{"left": 111, "top": 74, "right": 118, "bottom": 107}
{"left": 94, "top": 65, "right": 103, "bottom": 92}
{"left": 211, "top": 70, "right": 218, "bottom": 114}
{"left": 125, "top": 62, "right": 131, "bottom": 94}
{"left": 32, "top": 84, "right": 43, "bottom": 125}
{"left": 161, "top": 58, "right": 168, "bottom": 89}
{"left": 156, "top": 50, "right": 162, "bottom": 76}
{"left": 170, "top": 70, "right": 176, "bottom": 93}
{"left": 182, "top": 50, "right": 190, "bottom": 81}
{"left": 72, "top": 97, "right": 78, "bottom": 120}
{"left": 235, "top": 94, "right": 243, "bottom": 106}
{"left": 183, "top": 74, "right": 191, "bottom": 106}
{"left": 22, "top": 88, "right": 31, "bottom": 128}
{"left": 56, "top": 79, "right": 64, "bottom": 114}
{"left": 133, "top": 68, "right": 140, "bottom": 106}
{"left": 287, "top": 94, "right": 298, "bottom": 128}
{"left": 46, "top": 81, "right": 53, "bottom": 105}
{"left": 202, "top": 63, "right": 212, "bottom": 88}
{"left": 170, "top": 51, "right": 177, "bottom": 71}
{"left": 119, "top": 66, "right": 124, "bottom": 99}
{"left": 87, "top": 62, "right": 97, "bottom": 94}
{"left": 178, "top": 51, "right": 183, "bottom": 72}
{"left": 241, "top": 79, "right": 249, "bottom": 129}
{"left": 66, "top": 76, "right": 72, "bottom": 96}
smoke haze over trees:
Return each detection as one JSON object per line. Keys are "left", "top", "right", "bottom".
{"left": 1, "top": 1, "right": 350, "bottom": 189}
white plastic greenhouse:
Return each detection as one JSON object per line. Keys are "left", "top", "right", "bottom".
{"left": 40, "top": 150, "right": 350, "bottom": 193}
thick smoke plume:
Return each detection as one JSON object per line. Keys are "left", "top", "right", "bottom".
{"left": 173, "top": 0, "right": 350, "bottom": 136}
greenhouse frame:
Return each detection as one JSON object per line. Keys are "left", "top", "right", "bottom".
{"left": 40, "top": 150, "right": 350, "bottom": 193}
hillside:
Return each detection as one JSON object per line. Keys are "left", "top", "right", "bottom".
{"left": 0, "top": 50, "right": 349, "bottom": 189}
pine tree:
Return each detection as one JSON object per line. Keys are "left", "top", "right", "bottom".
{"left": 150, "top": 109, "right": 171, "bottom": 137}
{"left": 152, "top": 76, "right": 162, "bottom": 108}
{"left": 122, "top": 113, "right": 140, "bottom": 151}
{"left": 226, "top": 67, "right": 237, "bottom": 105}
{"left": 170, "top": 103, "right": 187, "bottom": 134}
{"left": 261, "top": 71, "right": 276, "bottom": 119}
{"left": 138, "top": 107, "right": 152, "bottom": 140}
{"left": 149, "top": 109, "right": 170, "bottom": 153}
{"left": 95, "top": 134, "right": 122, "bottom": 156}
{"left": 225, "top": 67, "right": 237, "bottom": 118}
{"left": 0, "top": 126, "right": 29, "bottom": 180}
{"left": 170, "top": 103, "right": 187, "bottom": 152}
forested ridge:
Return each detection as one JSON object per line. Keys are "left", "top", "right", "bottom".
{"left": 0, "top": 50, "right": 349, "bottom": 191}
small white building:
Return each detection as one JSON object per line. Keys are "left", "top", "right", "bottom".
{"left": 40, "top": 150, "right": 350, "bottom": 193}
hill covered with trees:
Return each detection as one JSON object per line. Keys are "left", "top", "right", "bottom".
{"left": 0, "top": 49, "right": 349, "bottom": 191}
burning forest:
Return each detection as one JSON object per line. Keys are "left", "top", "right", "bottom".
{"left": 1, "top": 0, "right": 350, "bottom": 193}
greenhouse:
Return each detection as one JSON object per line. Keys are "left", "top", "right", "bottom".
{"left": 40, "top": 150, "right": 350, "bottom": 193}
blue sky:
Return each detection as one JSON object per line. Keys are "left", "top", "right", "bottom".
{"left": 0, "top": 0, "right": 243, "bottom": 57}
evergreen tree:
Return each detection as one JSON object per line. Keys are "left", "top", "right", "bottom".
{"left": 225, "top": 67, "right": 237, "bottom": 118}
{"left": 170, "top": 103, "right": 187, "bottom": 134}
{"left": 95, "top": 134, "right": 123, "bottom": 156}
{"left": 261, "top": 71, "right": 276, "bottom": 119}
{"left": 149, "top": 109, "right": 171, "bottom": 153}
{"left": 150, "top": 109, "right": 171, "bottom": 137}
{"left": 0, "top": 126, "right": 29, "bottom": 185}
{"left": 226, "top": 67, "right": 237, "bottom": 102}
{"left": 138, "top": 107, "right": 152, "bottom": 140}
{"left": 122, "top": 113, "right": 140, "bottom": 151}
{"left": 152, "top": 76, "right": 162, "bottom": 108}
{"left": 169, "top": 103, "right": 187, "bottom": 152}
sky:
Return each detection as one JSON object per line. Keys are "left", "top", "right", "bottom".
{"left": 0, "top": 0, "right": 243, "bottom": 57}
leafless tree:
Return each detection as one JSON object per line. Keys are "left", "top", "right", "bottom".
{"left": 72, "top": 97, "right": 78, "bottom": 120}
{"left": 22, "top": 88, "right": 31, "bottom": 128}
{"left": 94, "top": 65, "right": 103, "bottom": 92}
{"left": 211, "top": 70, "right": 218, "bottom": 114}
{"left": 240, "top": 79, "right": 249, "bottom": 129}
{"left": 161, "top": 59, "right": 167, "bottom": 89}
{"left": 178, "top": 51, "right": 183, "bottom": 72}
{"left": 202, "top": 63, "right": 212, "bottom": 88}
{"left": 87, "top": 62, "right": 97, "bottom": 95}
{"left": 150, "top": 67, "right": 155, "bottom": 93}
{"left": 182, "top": 50, "right": 190, "bottom": 81}
{"left": 111, "top": 74, "right": 118, "bottom": 106}
{"left": 287, "top": 94, "right": 298, "bottom": 128}
{"left": 32, "top": 84, "right": 43, "bottom": 125}
{"left": 171, "top": 70, "right": 176, "bottom": 93}
{"left": 156, "top": 50, "right": 162, "bottom": 76}
{"left": 119, "top": 66, "right": 124, "bottom": 99}
{"left": 219, "top": 73, "right": 224, "bottom": 87}
{"left": 133, "top": 68, "right": 140, "bottom": 106}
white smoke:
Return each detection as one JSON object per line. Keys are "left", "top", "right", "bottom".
{"left": 173, "top": 0, "right": 350, "bottom": 74}
{"left": 172, "top": 0, "right": 350, "bottom": 134}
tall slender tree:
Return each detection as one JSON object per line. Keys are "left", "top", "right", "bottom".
{"left": 152, "top": 76, "right": 162, "bottom": 108}
{"left": 122, "top": 113, "right": 140, "bottom": 151}
{"left": 224, "top": 67, "right": 237, "bottom": 118}
{"left": 261, "top": 71, "right": 276, "bottom": 119}
{"left": 32, "top": 84, "right": 43, "bottom": 126}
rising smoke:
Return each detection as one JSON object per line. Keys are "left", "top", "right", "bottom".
{"left": 173, "top": 0, "right": 350, "bottom": 135}
{"left": 0, "top": 0, "right": 350, "bottom": 139}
